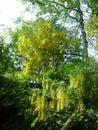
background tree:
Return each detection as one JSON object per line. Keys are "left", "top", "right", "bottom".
{"left": 0, "top": 28, "right": 32, "bottom": 130}
{"left": 20, "top": 0, "right": 90, "bottom": 60}
{"left": 0, "top": 35, "right": 11, "bottom": 75}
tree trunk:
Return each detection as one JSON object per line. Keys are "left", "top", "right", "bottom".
{"left": 60, "top": 99, "right": 82, "bottom": 130}
{"left": 60, "top": 112, "right": 76, "bottom": 130}
{"left": 77, "top": 0, "right": 88, "bottom": 60}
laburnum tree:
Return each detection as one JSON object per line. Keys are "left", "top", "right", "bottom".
{"left": 15, "top": 0, "right": 98, "bottom": 130}
{"left": 17, "top": 20, "right": 80, "bottom": 79}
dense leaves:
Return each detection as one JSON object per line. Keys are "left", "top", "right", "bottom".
{"left": 17, "top": 20, "right": 80, "bottom": 79}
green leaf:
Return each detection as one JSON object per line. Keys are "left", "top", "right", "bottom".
{"left": 31, "top": 117, "right": 38, "bottom": 128}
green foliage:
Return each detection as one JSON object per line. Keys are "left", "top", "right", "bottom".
{"left": 31, "top": 117, "right": 38, "bottom": 128}
{"left": 71, "top": 108, "right": 98, "bottom": 130}
{"left": 88, "top": 0, "right": 98, "bottom": 15}
{"left": 0, "top": 76, "right": 30, "bottom": 110}
{"left": 0, "top": 75, "right": 32, "bottom": 130}
{"left": 0, "top": 38, "right": 11, "bottom": 74}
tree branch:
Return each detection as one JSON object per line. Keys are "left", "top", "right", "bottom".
{"left": 60, "top": 112, "right": 76, "bottom": 130}
{"left": 68, "top": 15, "right": 80, "bottom": 23}
{"left": 48, "top": 0, "right": 70, "bottom": 9}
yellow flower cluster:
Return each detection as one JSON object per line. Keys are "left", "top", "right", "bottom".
{"left": 29, "top": 82, "right": 69, "bottom": 120}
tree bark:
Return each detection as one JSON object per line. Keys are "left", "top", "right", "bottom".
{"left": 77, "top": 0, "right": 88, "bottom": 60}
{"left": 60, "top": 100, "right": 82, "bottom": 130}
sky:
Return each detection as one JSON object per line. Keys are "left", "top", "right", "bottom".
{"left": 0, "top": 0, "right": 37, "bottom": 31}
{"left": 0, "top": 0, "right": 26, "bottom": 27}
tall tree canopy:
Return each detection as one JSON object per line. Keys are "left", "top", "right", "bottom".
{"left": 20, "top": 0, "right": 91, "bottom": 60}
{"left": 17, "top": 20, "right": 80, "bottom": 79}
